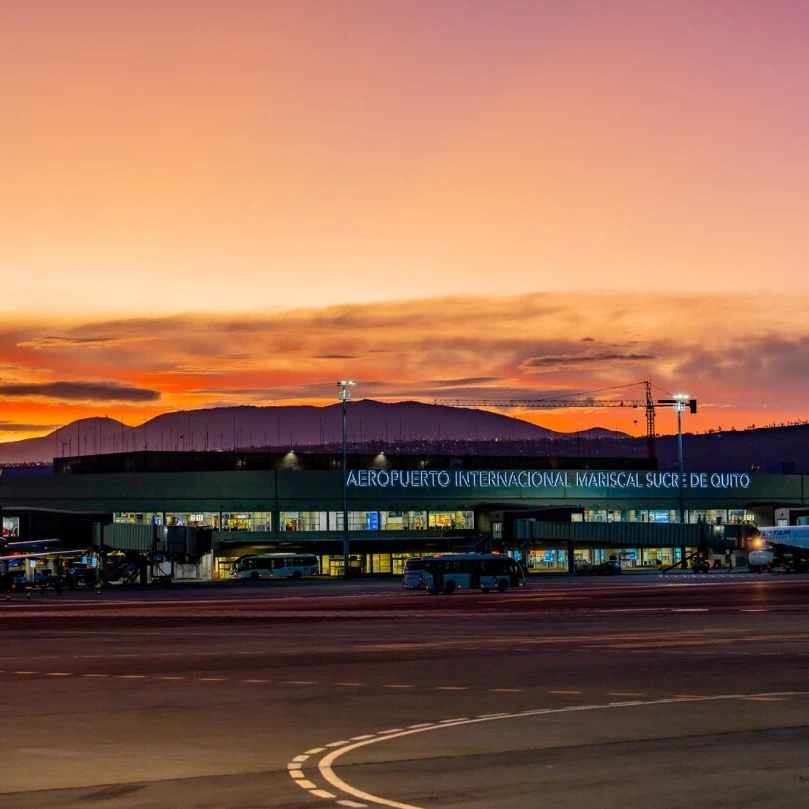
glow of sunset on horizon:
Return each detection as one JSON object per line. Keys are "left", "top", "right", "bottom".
{"left": 1, "top": 1, "right": 809, "bottom": 442}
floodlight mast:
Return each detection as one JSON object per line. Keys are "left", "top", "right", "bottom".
{"left": 338, "top": 381, "right": 356, "bottom": 577}
{"left": 656, "top": 394, "right": 698, "bottom": 524}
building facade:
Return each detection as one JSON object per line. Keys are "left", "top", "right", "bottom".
{"left": 2, "top": 451, "right": 807, "bottom": 580}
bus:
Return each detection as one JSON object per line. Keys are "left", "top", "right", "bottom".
{"left": 404, "top": 553, "right": 525, "bottom": 594}
{"left": 230, "top": 553, "right": 319, "bottom": 580}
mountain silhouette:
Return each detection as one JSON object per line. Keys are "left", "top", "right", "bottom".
{"left": 0, "top": 400, "right": 807, "bottom": 474}
{"left": 0, "top": 401, "right": 562, "bottom": 463}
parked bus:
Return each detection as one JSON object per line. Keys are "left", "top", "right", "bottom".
{"left": 404, "top": 552, "right": 525, "bottom": 594}
{"left": 230, "top": 553, "right": 319, "bottom": 580}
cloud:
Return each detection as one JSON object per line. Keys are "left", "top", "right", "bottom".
{"left": 0, "top": 421, "right": 61, "bottom": 432}
{"left": 18, "top": 335, "right": 153, "bottom": 349}
{"left": 2, "top": 290, "right": 809, "bottom": 436}
{"left": 524, "top": 351, "right": 657, "bottom": 369}
{"left": 424, "top": 377, "right": 501, "bottom": 387}
{"left": 0, "top": 381, "right": 161, "bottom": 402}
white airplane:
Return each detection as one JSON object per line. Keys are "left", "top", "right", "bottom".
{"left": 748, "top": 526, "right": 809, "bottom": 573}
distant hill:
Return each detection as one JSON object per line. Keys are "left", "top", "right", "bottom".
{"left": 655, "top": 425, "right": 809, "bottom": 474}
{"left": 0, "top": 400, "right": 562, "bottom": 464}
{"left": 0, "top": 400, "right": 807, "bottom": 474}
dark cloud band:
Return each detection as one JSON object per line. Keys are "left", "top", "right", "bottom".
{"left": 0, "top": 382, "right": 160, "bottom": 402}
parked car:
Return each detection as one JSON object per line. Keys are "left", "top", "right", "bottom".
{"left": 574, "top": 561, "right": 596, "bottom": 575}
{"left": 575, "top": 560, "right": 622, "bottom": 575}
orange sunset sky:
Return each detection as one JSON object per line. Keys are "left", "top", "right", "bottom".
{"left": 2, "top": 1, "right": 809, "bottom": 443}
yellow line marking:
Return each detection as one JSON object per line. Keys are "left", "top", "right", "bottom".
{"left": 383, "top": 684, "right": 413, "bottom": 689}
{"left": 550, "top": 690, "right": 581, "bottom": 694}
{"left": 46, "top": 672, "right": 72, "bottom": 677}
{"left": 435, "top": 686, "right": 468, "bottom": 691}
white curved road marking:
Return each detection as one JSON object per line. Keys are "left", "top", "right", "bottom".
{"left": 287, "top": 690, "right": 809, "bottom": 808}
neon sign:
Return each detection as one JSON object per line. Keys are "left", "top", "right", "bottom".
{"left": 346, "top": 469, "right": 752, "bottom": 491}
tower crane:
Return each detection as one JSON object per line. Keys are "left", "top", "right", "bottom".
{"left": 435, "top": 381, "right": 693, "bottom": 461}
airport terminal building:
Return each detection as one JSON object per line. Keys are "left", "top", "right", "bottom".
{"left": 2, "top": 450, "right": 808, "bottom": 580}
{"left": 6, "top": 452, "right": 809, "bottom": 579}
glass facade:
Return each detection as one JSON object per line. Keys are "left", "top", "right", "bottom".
{"left": 581, "top": 507, "right": 755, "bottom": 525}
{"left": 514, "top": 506, "right": 759, "bottom": 574}
{"left": 215, "top": 550, "right": 453, "bottom": 580}
{"left": 114, "top": 511, "right": 273, "bottom": 531}
{"left": 215, "top": 509, "right": 477, "bottom": 534}
{"left": 113, "top": 501, "right": 756, "bottom": 578}
{"left": 106, "top": 474, "right": 764, "bottom": 579}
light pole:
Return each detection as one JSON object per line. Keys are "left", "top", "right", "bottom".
{"left": 658, "top": 393, "right": 697, "bottom": 568}
{"left": 673, "top": 393, "right": 689, "bottom": 524}
{"left": 658, "top": 394, "right": 697, "bottom": 523}
{"left": 338, "top": 380, "right": 356, "bottom": 577}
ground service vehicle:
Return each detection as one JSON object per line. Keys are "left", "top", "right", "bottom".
{"left": 407, "top": 552, "right": 526, "bottom": 594}
{"left": 230, "top": 553, "right": 319, "bottom": 580}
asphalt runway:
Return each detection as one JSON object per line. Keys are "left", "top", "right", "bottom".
{"left": 1, "top": 574, "right": 808, "bottom": 808}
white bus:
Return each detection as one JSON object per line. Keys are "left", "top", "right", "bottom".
{"left": 230, "top": 553, "right": 319, "bottom": 580}
{"left": 404, "top": 553, "right": 525, "bottom": 594}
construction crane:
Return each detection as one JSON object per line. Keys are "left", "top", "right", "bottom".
{"left": 436, "top": 380, "right": 663, "bottom": 460}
